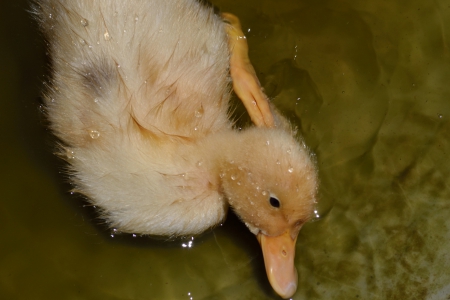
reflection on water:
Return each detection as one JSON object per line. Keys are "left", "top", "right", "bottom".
{"left": 1, "top": 0, "right": 450, "bottom": 298}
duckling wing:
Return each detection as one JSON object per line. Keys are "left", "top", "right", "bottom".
{"left": 128, "top": 1, "right": 233, "bottom": 138}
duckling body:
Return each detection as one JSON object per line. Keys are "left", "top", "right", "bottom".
{"left": 36, "top": 0, "right": 318, "bottom": 297}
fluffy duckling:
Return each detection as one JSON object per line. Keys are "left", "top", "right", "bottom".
{"left": 35, "top": 0, "right": 318, "bottom": 298}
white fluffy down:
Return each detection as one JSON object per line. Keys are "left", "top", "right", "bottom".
{"left": 36, "top": 0, "right": 318, "bottom": 238}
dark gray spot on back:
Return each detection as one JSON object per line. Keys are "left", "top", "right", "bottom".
{"left": 80, "top": 56, "right": 117, "bottom": 99}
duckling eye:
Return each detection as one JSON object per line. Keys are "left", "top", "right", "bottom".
{"left": 269, "top": 197, "right": 280, "bottom": 208}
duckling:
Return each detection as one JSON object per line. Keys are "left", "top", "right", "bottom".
{"left": 35, "top": 0, "right": 318, "bottom": 298}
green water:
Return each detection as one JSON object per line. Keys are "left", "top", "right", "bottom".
{"left": 1, "top": 0, "right": 450, "bottom": 299}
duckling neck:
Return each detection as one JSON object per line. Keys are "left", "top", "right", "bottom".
{"left": 197, "top": 128, "right": 263, "bottom": 190}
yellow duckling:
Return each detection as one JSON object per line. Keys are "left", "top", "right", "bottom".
{"left": 35, "top": 0, "right": 318, "bottom": 298}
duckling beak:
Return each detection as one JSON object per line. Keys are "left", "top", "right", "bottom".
{"left": 257, "top": 231, "right": 298, "bottom": 299}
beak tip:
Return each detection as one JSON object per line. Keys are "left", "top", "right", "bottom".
{"left": 272, "top": 269, "right": 298, "bottom": 299}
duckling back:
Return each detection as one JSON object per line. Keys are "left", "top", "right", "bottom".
{"left": 38, "top": 0, "right": 231, "bottom": 147}
{"left": 36, "top": 0, "right": 232, "bottom": 235}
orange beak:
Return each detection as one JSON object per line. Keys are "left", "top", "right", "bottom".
{"left": 257, "top": 231, "right": 298, "bottom": 299}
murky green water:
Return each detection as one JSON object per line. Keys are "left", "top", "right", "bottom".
{"left": 2, "top": 0, "right": 450, "bottom": 299}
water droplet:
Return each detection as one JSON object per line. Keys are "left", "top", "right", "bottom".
{"left": 135, "top": 17, "right": 139, "bottom": 21}
{"left": 276, "top": 160, "right": 281, "bottom": 165}
{"left": 266, "top": 140, "right": 270, "bottom": 146}
{"left": 219, "top": 173, "right": 225, "bottom": 179}
{"left": 110, "top": 234, "right": 114, "bottom": 238}
{"left": 252, "top": 100, "right": 257, "bottom": 105}
{"left": 287, "top": 148, "right": 292, "bottom": 154}
{"left": 256, "top": 186, "right": 260, "bottom": 191}
{"left": 132, "top": 234, "right": 137, "bottom": 238}
{"left": 104, "top": 31, "right": 111, "bottom": 41}
{"left": 250, "top": 201, "right": 254, "bottom": 205}
{"left": 195, "top": 106, "right": 204, "bottom": 118}
{"left": 81, "top": 18, "right": 88, "bottom": 27}
{"left": 49, "top": 13, "right": 52, "bottom": 19}
{"left": 238, "top": 166, "right": 243, "bottom": 171}
{"left": 237, "top": 181, "right": 241, "bottom": 185}
{"left": 438, "top": 114, "right": 443, "bottom": 119}
{"left": 229, "top": 160, "right": 234, "bottom": 164}
{"left": 94, "top": 98, "right": 99, "bottom": 103}
{"left": 194, "top": 127, "right": 198, "bottom": 131}
{"left": 197, "top": 160, "right": 203, "bottom": 167}
{"left": 288, "top": 167, "right": 294, "bottom": 173}
{"left": 66, "top": 149, "right": 75, "bottom": 159}
{"left": 231, "top": 175, "right": 236, "bottom": 180}
{"left": 89, "top": 130, "right": 100, "bottom": 139}
{"left": 342, "top": 90, "right": 345, "bottom": 94}
{"left": 159, "top": 27, "right": 163, "bottom": 33}
{"left": 262, "top": 191, "right": 267, "bottom": 196}
{"left": 79, "top": 38, "right": 86, "bottom": 45}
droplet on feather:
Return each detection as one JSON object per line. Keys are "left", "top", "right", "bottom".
{"left": 89, "top": 130, "right": 100, "bottom": 139}
{"left": 195, "top": 107, "right": 204, "bottom": 118}
{"left": 66, "top": 149, "right": 75, "bottom": 159}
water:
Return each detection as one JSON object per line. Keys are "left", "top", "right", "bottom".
{"left": 1, "top": 0, "right": 450, "bottom": 299}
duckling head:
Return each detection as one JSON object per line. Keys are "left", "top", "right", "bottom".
{"left": 219, "top": 127, "right": 318, "bottom": 298}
